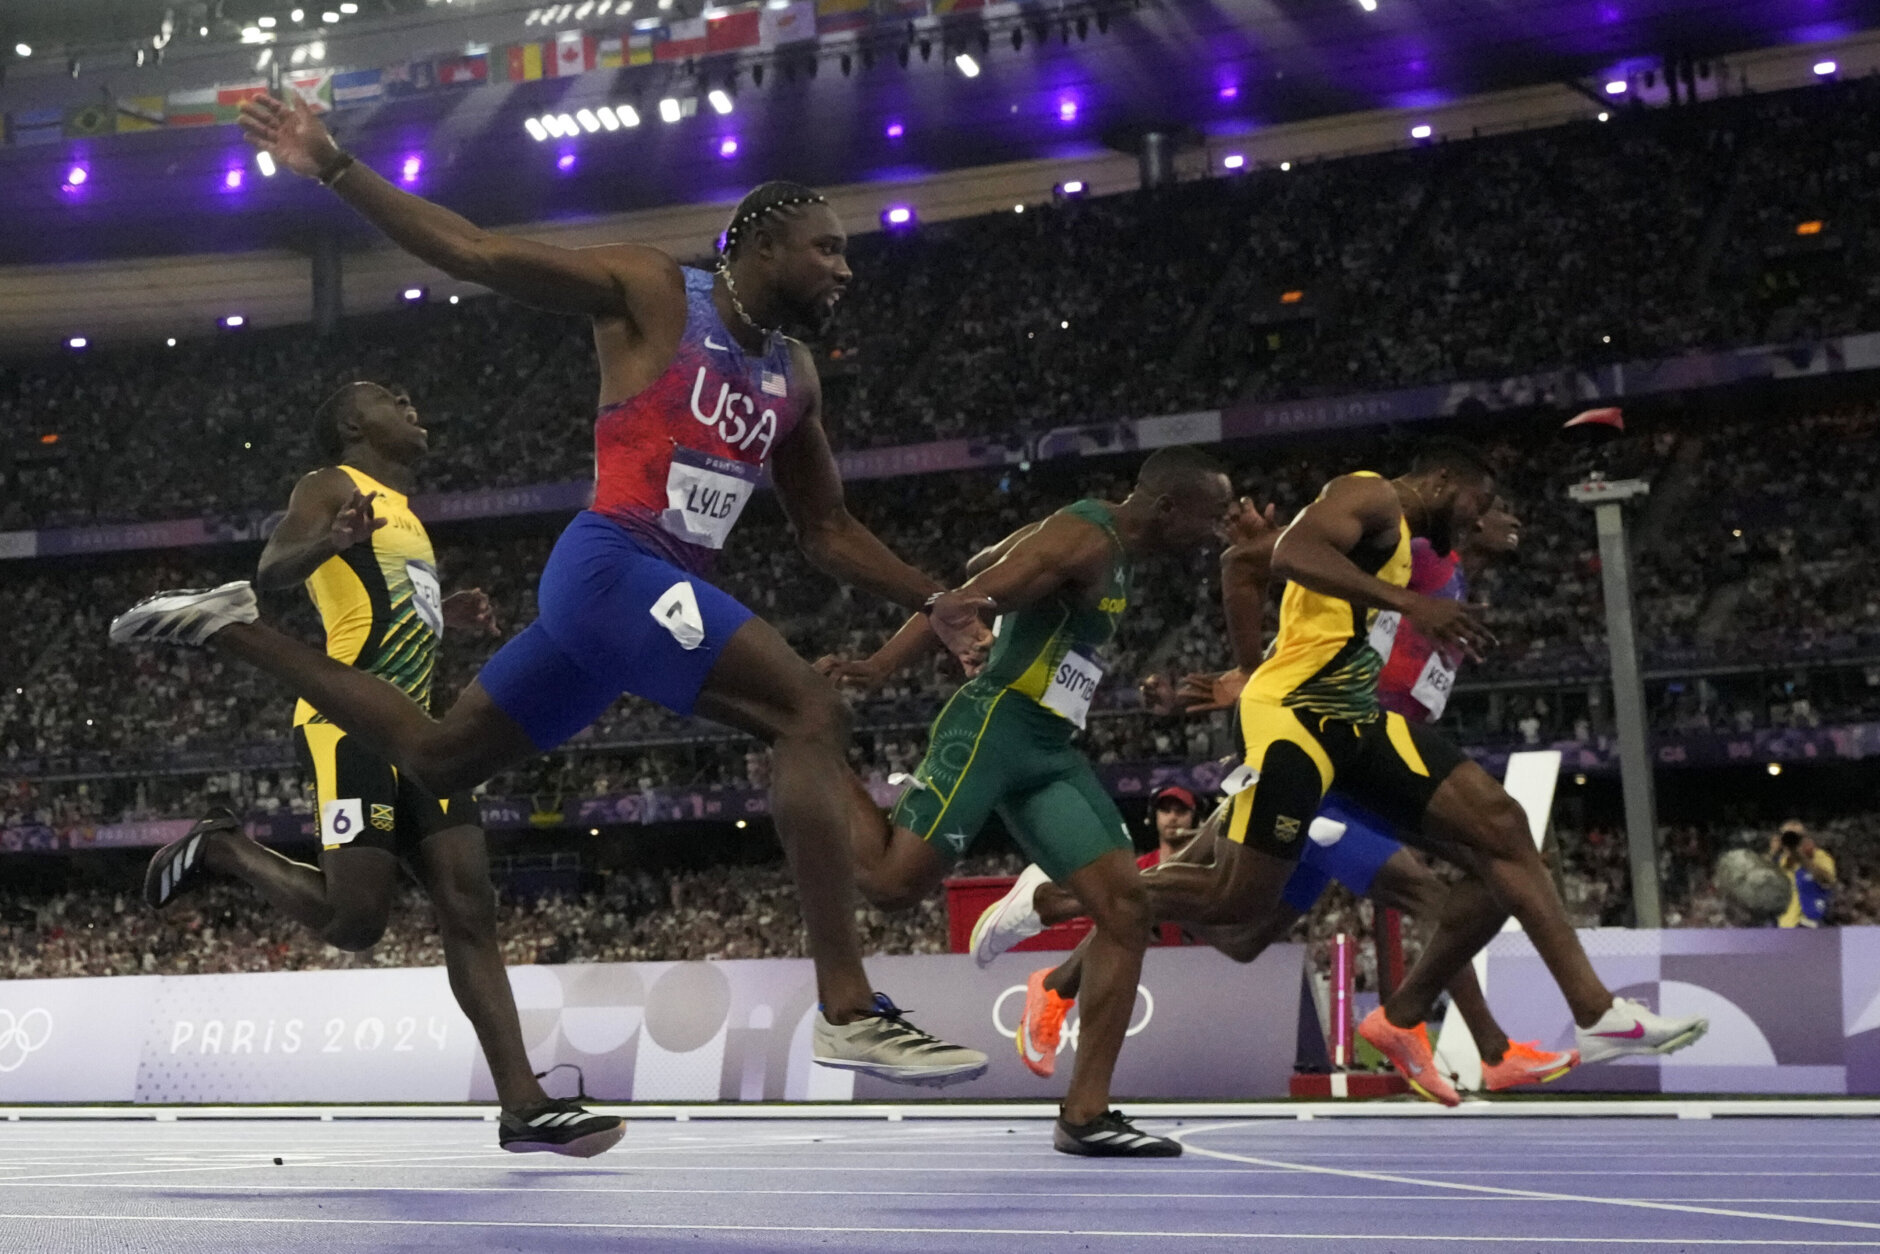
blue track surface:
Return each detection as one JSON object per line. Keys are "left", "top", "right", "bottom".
{"left": 2, "top": 1114, "right": 1878, "bottom": 1251}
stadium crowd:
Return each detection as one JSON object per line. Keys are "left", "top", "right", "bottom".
{"left": 4, "top": 812, "right": 1875, "bottom": 983}
{"left": 6, "top": 393, "right": 1880, "bottom": 814}
{"left": 4, "top": 75, "right": 1880, "bottom": 531}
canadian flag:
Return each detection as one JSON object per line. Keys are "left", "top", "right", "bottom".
{"left": 552, "top": 30, "right": 597, "bottom": 76}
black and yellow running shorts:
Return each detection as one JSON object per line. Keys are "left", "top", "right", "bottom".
{"left": 292, "top": 722, "right": 478, "bottom": 857}
{"left": 1226, "top": 698, "right": 1467, "bottom": 860}
{"left": 889, "top": 683, "right": 1133, "bottom": 883}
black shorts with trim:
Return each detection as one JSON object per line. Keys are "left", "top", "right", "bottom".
{"left": 292, "top": 722, "right": 478, "bottom": 858}
{"left": 1226, "top": 698, "right": 1467, "bottom": 861}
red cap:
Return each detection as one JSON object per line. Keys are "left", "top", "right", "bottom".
{"left": 1151, "top": 785, "right": 1198, "bottom": 811}
{"left": 1563, "top": 407, "right": 1625, "bottom": 434}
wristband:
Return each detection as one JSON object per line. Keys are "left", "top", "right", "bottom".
{"left": 317, "top": 151, "right": 357, "bottom": 187}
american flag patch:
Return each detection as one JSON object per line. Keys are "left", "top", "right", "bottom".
{"left": 761, "top": 370, "right": 787, "bottom": 398}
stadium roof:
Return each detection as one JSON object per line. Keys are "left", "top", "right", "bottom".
{"left": 0, "top": 0, "right": 1874, "bottom": 264}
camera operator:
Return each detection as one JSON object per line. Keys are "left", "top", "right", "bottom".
{"left": 1768, "top": 820, "right": 1836, "bottom": 928}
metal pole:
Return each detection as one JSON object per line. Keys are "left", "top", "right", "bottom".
{"left": 1587, "top": 491, "right": 1664, "bottom": 928}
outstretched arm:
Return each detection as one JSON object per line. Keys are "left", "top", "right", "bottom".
{"left": 239, "top": 93, "right": 679, "bottom": 320}
{"left": 256, "top": 468, "right": 382, "bottom": 592}
{"left": 770, "top": 352, "right": 944, "bottom": 612}
{"left": 927, "top": 513, "right": 1112, "bottom": 658}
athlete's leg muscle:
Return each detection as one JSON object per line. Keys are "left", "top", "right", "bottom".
{"left": 216, "top": 622, "right": 534, "bottom": 794}
{"left": 417, "top": 826, "right": 549, "bottom": 1112}
{"left": 1368, "top": 849, "right": 1512, "bottom": 1062}
{"left": 840, "top": 774, "right": 947, "bottom": 912}
{"left": 203, "top": 832, "right": 398, "bottom": 951}
{"left": 693, "top": 617, "right": 874, "bottom": 1020}
{"left": 1410, "top": 761, "right": 1611, "bottom": 1027}
{"left": 1056, "top": 848, "right": 1152, "bottom": 1126}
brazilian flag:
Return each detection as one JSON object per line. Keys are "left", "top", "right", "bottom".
{"left": 63, "top": 102, "right": 116, "bottom": 138}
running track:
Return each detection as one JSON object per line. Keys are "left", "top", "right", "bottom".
{"left": 1, "top": 1108, "right": 1876, "bottom": 1251}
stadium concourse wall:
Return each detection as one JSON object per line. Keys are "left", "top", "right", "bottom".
{"left": 5, "top": 326, "right": 1880, "bottom": 565}
{"left": 1, "top": 932, "right": 1878, "bottom": 1104}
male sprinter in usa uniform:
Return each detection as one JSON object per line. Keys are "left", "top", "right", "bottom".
{"left": 112, "top": 92, "right": 984, "bottom": 1084}
{"left": 141, "top": 383, "right": 622, "bottom": 1154}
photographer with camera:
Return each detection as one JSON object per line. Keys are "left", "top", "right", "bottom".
{"left": 1768, "top": 820, "right": 1837, "bottom": 928}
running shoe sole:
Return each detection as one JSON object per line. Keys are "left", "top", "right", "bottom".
{"left": 1484, "top": 1059, "right": 1578, "bottom": 1092}
{"left": 501, "top": 1123, "right": 627, "bottom": 1158}
{"left": 809, "top": 1057, "right": 989, "bottom": 1086}
{"left": 1579, "top": 1020, "right": 1710, "bottom": 1065}
{"left": 1053, "top": 1122, "right": 1182, "bottom": 1157}
{"left": 109, "top": 581, "right": 258, "bottom": 648}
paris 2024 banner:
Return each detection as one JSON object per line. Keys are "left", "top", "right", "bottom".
{"left": 0, "top": 948, "right": 1302, "bottom": 1105}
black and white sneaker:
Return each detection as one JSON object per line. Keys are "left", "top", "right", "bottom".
{"left": 1053, "top": 1109, "right": 1182, "bottom": 1158}
{"left": 498, "top": 1099, "right": 626, "bottom": 1157}
{"left": 109, "top": 580, "right": 258, "bottom": 648}
{"left": 143, "top": 807, "right": 238, "bottom": 909}
{"left": 812, "top": 993, "right": 989, "bottom": 1086}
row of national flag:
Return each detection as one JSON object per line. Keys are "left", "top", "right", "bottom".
{"left": 4, "top": 0, "right": 1026, "bottom": 145}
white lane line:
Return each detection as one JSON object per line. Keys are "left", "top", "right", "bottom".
{"left": 0, "top": 1213, "right": 1875, "bottom": 1244}
{"left": 5, "top": 1182, "right": 1880, "bottom": 1205}
{"left": 1175, "top": 1123, "right": 1880, "bottom": 1236}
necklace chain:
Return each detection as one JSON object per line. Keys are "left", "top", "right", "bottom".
{"left": 717, "top": 264, "right": 778, "bottom": 338}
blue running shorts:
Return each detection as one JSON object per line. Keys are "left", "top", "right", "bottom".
{"left": 477, "top": 511, "right": 754, "bottom": 751}
{"left": 1279, "top": 793, "right": 1404, "bottom": 912}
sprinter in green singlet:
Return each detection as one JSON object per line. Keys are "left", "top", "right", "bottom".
{"left": 818, "top": 446, "right": 1237, "bottom": 1157}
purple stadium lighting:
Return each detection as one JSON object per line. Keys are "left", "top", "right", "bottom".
{"left": 881, "top": 204, "right": 915, "bottom": 229}
{"left": 1057, "top": 179, "right": 1086, "bottom": 197}
{"left": 1218, "top": 84, "right": 1239, "bottom": 101}
{"left": 557, "top": 153, "right": 576, "bottom": 172}
{"left": 224, "top": 168, "right": 244, "bottom": 190}
{"left": 1057, "top": 97, "right": 1078, "bottom": 123}
{"left": 1605, "top": 79, "right": 1627, "bottom": 94}
{"left": 718, "top": 136, "right": 739, "bottom": 158}
{"left": 65, "top": 165, "right": 88, "bottom": 186}
{"left": 885, "top": 121, "right": 905, "bottom": 139}
{"left": 400, "top": 155, "right": 422, "bottom": 183}
{"left": 1410, "top": 123, "right": 1433, "bottom": 139}
{"left": 1222, "top": 153, "right": 1246, "bottom": 171}
{"left": 1814, "top": 60, "right": 1838, "bottom": 76}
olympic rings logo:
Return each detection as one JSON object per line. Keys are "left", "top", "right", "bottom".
{"left": 991, "top": 984, "right": 1155, "bottom": 1056}
{"left": 0, "top": 1008, "right": 53, "bottom": 1073}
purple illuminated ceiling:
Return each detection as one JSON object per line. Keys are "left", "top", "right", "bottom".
{"left": 0, "top": 0, "right": 1872, "bottom": 264}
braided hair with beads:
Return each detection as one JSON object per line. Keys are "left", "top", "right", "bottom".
{"left": 719, "top": 181, "right": 829, "bottom": 259}
{"left": 715, "top": 181, "right": 837, "bottom": 335}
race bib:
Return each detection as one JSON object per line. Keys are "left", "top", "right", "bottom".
{"left": 660, "top": 447, "right": 759, "bottom": 550}
{"left": 1410, "top": 650, "right": 1457, "bottom": 719}
{"left": 321, "top": 798, "right": 364, "bottom": 847}
{"left": 1220, "top": 763, "right": 1260, "bottom": 796}
{"left": 405, "top": 560, "right": 444, "bottom": 637}
{"left": 1367, "top": 609, "right": 1401, "bottom": 659}
{"left": 1040, "top": 648, "right": 1105, "bottom": 729}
